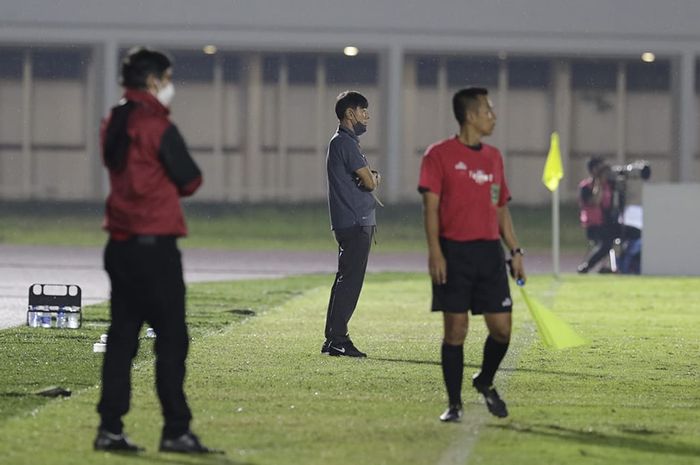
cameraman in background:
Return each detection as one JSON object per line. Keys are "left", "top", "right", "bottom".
{"left": 612, "top": 160, "right": 650, "bottom": 274}
{"left": 577, "top": 156, "right": 618, "bottom": 273}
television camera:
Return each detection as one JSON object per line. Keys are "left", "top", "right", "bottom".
{"left": 610, "top": 160, "right": 651, "bottom": 182}
{"left": 608, "top": 160, "right": 651, "bottom": 274}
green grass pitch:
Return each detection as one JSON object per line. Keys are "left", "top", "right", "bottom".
{"left": 0, "top": 202, "right": 584, "bottom": 253}
{"left": 0, "top": 273, "right": 698, "bottom": 464}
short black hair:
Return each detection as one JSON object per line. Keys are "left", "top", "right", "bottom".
{"left": 335, "top": 91, "right": 368, "bottom": 120}
{"left": 452, "top": 87, "right": 488, "bottom": 126}
{"left": 587, "top": 156, "right": 605, "bottom": 174}
{"left": 120, "top": 47, "right": 172, "bottom": 89}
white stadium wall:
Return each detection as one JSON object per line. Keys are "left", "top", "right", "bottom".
{"left": 0, "top": 0, "right": 699, "bottom": 203}
{"left": 642, "top": 184, "right": 700, "bottom": 275}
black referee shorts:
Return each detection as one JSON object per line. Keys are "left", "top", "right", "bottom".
{"left": 431, "top": 238, "right": 512, "bottom": 315}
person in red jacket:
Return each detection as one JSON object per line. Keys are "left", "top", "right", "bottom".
{"left": 94, "top": 47, "right": 217, "bottom": 454}
{"left": 418, "top": 88, "right": 526, "bottom": 422}
{"left": 577, "top": 156, "right": 617, "bottom": 273}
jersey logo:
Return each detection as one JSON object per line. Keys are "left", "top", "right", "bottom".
{"left": 469, "top": 169, "right": 493, "bottom": 185}
{"left": 454, "top": 161, "right": 468, "bottom": 171}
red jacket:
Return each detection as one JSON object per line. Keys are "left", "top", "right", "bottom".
{"left": 101, "top": 89, "right": 202, "bottom": 238}
{"left": 578, "top": 177, "right": 612, "bottom": 228}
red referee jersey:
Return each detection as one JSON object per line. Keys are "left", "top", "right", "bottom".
{"left": 418, "top": 137, "right": 511, "bottom": 242}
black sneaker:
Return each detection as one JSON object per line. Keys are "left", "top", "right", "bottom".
{"left": 93, "top": 429, "right": 144, "bottom": 452}
{"left": 321, "top": 340, "right": 330, "bottom": 355}
{"left": 439, "top": 404, "right": 463, "bottom": 422}
{"left": 159, "top": 430, "right": 222, "bottom": 454}
{"left": 327, "top": 340, "right": 367, "bottom": 358}
{"left": 472, "top": 375, "right": 508, "bottom": 418}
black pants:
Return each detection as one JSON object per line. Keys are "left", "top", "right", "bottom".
{"left": 324, "top": 226, "right": 373, "bottom": 343}
{"left": 97, "top": 237, "right": 192, "bottom": 438}
{"left": 581, "top": 224, "right": 617, "bottom": 270}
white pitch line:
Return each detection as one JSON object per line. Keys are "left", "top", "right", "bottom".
{"left": 437, "top": 279, "right": 562, "bottom": 465}
{"left": 436, "top": 322, "right": 537, "bottom": 465}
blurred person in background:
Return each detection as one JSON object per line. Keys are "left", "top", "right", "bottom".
{"left": 577, "top": 156, "right": 617, "bottom": 274}
{"left": 94, "top": 47, "right": 218, "bottom": 454}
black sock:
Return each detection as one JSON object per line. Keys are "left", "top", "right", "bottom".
{"left": 477, "top": 336, "right": 509, "bottom": 386}
{"left": 99, "top": 419, "right": 122, "bottom": 435}
{"left": 441, "top": 343, "right": 463, "bottom": 406}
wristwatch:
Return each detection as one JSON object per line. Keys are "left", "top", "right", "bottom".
{"left": 510, "top": 248, "right": 525, "bottom": 257}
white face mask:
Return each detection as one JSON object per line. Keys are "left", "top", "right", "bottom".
{"left": 156, "top": 82, "right": 175, "bottom": 107}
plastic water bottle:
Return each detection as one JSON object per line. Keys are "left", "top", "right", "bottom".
{"left": 67, "top": 306, "right": 81, "bottom": 329}
{"left": 56, "top": 307, "right": 68, "bottom": 329}
{"left": 40, "top": 310, "right": 52, "bottom": 328}
{"left": 93, "top": 333, "right": 108, "bottom": 353}
{"left": 27, "top": 305, "right": 40, "bottom": 328}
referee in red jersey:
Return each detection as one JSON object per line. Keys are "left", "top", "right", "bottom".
{"left": 418, "top": 87, "right": 526, "bottom": 422}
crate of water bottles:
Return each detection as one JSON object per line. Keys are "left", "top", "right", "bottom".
{"left": 26, "top": 284, "right": 82, "bottom": 329}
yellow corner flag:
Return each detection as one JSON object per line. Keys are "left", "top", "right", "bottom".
{"left": 542, "top": 132, "right": 563, "bottom": 192}
{"left": 518, "top": 286, "right": 588, "bottom": 350}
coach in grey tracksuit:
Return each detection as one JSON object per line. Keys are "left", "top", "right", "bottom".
{"left": 322, "top": 91, "right": 379, "bottom": 358}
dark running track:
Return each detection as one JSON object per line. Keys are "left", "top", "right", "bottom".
{"left": 0, "top": 244, "right": 581, "bottom": 329}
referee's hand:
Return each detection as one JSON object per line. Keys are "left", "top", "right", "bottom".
{"left": 510, "top": 254, "right": 527, "bottom": 285}
{"left": 429, "top": 252, "right": 447, "bottom": 285}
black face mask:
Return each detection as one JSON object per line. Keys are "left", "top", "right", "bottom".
{"left": 352, "top": 121, "right": 367, "bottom": 136}
{"left": 350, "top": 110, "right": 367, "bottom": 136}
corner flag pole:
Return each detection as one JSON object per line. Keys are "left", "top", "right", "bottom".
{"left": 552, "top": 186, "right": 560, "bottom": 277}
{"left": 542, "top": 132, "right": 564, "bottom": 279}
